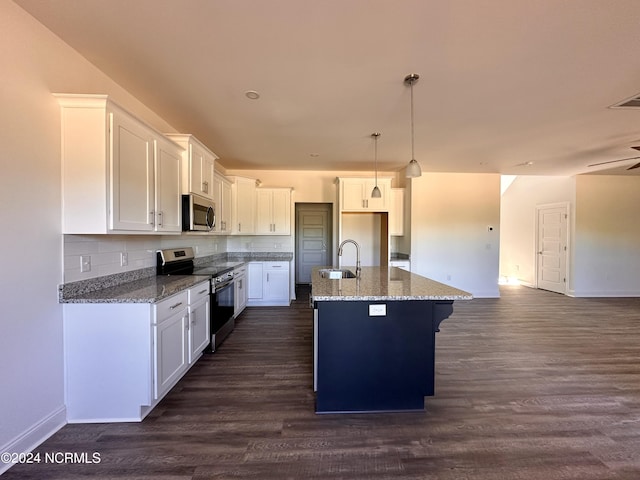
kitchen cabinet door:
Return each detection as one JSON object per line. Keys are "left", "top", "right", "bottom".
{"left": 154, "top": 304, "right": 189, "bottom": 400}
{"left": 166, "top": 134, "right": 217, "bottom": 201}
{"left": 154, "top": 136, "right": 183, "bottom": 232}
{"left": 213, "top": 174, "right": 233, "bottom": 234}
{"left": 230, "top": 176, "right": 256, "bottom": 234}
{"left": 256, "top": 188, "right": 291, "bottom": 234}
{"left": 234, "top": 265, "right": 248, "bottom": 317}
{"left": 339, "top": 177, "right": 391, "bottom": 212}
{"left": 247, "top": 262, "right": 264, "bottom": 300}
{"left": 188, "top": 295, "right": 210, "bottom": 363}
{"left": 264, "top": 263, "right": 290, "bottom": 302}
{"left": 110, "top": 109, "right": 156, "bottom": 231}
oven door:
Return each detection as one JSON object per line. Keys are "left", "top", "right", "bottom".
{"left": 210, "top": 279, "right": 235, "bottom": 350}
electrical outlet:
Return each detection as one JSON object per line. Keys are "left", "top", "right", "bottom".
{"left": 120, "top": 252, "right": 128, "bottom": 267}
{"left": 194, "top": 246, "right": 199, "bottom": 254}
{"left": 80, "top": 255, "right": 91, "bottom": 272}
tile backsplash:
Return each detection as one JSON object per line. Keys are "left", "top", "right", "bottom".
{"left": 63, "top": 234, "right": 293, "bottom": 283}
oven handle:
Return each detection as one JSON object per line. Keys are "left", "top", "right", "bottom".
{"left": 214, "top": 279, "right": 234, "bottom": 292}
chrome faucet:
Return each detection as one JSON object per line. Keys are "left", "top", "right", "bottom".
{"left": 338, "top": 239, "right": 361, "bottom": 278}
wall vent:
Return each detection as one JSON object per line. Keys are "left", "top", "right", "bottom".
{"left": 610, "top": 93, "right": 640, "bottom": 108}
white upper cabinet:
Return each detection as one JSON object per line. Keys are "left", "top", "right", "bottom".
{"left": 153, "top": 136, "right": 183, "bottom": 232}
{"left": 338, "top": 177, "right": 392, "bottom": 212}
{"left": 255, "top": 188, "right": 291, "bottom": 235}
{"left": 228, "top": 176, "right": 256, "bottom": 234}
{"left": 109, "top": 108, "right": 156, "bottom": 231}
{"left": 166, "top": 134, "right": 217, "bottom": 201}
{"left": 212, "top": 173, "right": 232, "bottom": 234}
{"left": 56, "top": 94, "right": 183, "bottom": 234}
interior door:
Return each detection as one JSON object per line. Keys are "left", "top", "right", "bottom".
{"left": 536, "top": 203, "right": 569, "bottom": 294}
{"left": 296, "top": 204, "right": 332, "bottom": 284}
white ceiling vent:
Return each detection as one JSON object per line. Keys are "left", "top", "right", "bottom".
{"left": 610, "top": 93, "right": 640, "bottom": 108}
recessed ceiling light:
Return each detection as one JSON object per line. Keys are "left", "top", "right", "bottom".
{"left": 245, "top": 90, "right": 260, "bottom": 100}
{"left": 310, "top": 153, "right": 320, "bottom": 157}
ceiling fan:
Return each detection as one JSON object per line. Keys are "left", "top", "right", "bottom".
{"left": 587, "top": 146, "right": 640, "bottom": 170}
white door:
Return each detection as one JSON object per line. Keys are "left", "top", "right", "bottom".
{"left": 536, "top": 203, "right": 569, "bottom": 294}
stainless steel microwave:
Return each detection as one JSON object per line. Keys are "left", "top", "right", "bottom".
{"left": 182, "top": 194, "right": 215, "bottom": 231}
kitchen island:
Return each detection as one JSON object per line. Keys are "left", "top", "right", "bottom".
{"left": 311, "top": 266, "right": 472, "bottom": 413}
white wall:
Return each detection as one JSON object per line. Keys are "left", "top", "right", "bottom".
{"left": 499, "top": 175, "right": 576, "bottom": 287}
{"left": 499, "top": 174, "right": 640, "bottom": 297}
{"left": 0, "top": 2, "right": 178, "bottom": 472}
{"left": 574, "top": 175, "right": 640, "bottom": 296}
{"left": 341, "top": 213, "right": 383, "bottom": 267}
{"left": 410, "top": 173, "right": 501, "bottom": 298}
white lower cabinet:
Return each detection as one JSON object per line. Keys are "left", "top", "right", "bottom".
{"left": 234, "top": 264, "right": 248, "bottom": 317}
{"left": 188, "top": 281, "right": 211, "bottom": 362}
{"left": 247, "top": 261, "right": 291, "bottom": 306}
{"left": 153, "top": 294, "right": 189, "bottom": 400}
{"left": 63, "top": 281, "right": 209, "bottom": 423}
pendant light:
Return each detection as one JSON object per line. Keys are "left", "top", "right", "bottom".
{"left": 371, "top": 132, "right": 382, "bottom": 198}
{"left": 404, "top": 73, "right": 422, "bottom": 178}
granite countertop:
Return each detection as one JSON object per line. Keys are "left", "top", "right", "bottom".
{"left": 311, "top": 266, "right": 473, "bottom": 302}
{"left": 60, "top": 275, "right": 212, "bottom": 304}
{"left": 60, "top": 251, "right": 293, "bottom": 304}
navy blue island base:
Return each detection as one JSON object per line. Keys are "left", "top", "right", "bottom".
{"left": 314, "top": 299, "right": 454, "bottom": 414}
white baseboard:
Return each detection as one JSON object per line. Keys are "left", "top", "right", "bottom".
{"left": 0, "top": 406, "right": 67, "bottom": 475}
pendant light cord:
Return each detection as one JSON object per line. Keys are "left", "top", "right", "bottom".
{"left": 410, "top": 79, "right": 415, "bottom": 161}
{"left": 374, "top": 133, "right": 378, "bottom": 185}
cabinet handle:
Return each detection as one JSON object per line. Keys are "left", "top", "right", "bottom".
{"left": 238, "top": 223, "right": 241, "bottom": 232}
{"left": 157, "top": 211, "right": 163, "bottom": 227}
{"left": 238, "top": 279, "right": 243, "bottom": 289}
{"left": 203, "top": 181, "right": 208, "bottom": 193}
{"left": 267, "top": 273, "right": 269, "bottom": 282}
{"left": 150, "top": 211, "right": 155, "bottom": 226}
{"left": 170, "top": 301, "right": 183, "bottom": 309}
{"left": 198, "top": 289, "right": 208, "bottom": 295}
{"left": 271, "top": 265, "right": 282, "bottom": 268}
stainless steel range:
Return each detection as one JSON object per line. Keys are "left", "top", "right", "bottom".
{"left": 157, "top": 247, "right": 236, "bottom": 352}
{"left": 193, "top": 262, "right": 235, "bottom": 352}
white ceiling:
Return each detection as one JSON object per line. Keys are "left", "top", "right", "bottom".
{"left": 15, "top": 0, "right": 640, "bottom": 176}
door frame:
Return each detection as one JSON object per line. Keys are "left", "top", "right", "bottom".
{"left": 534, "top": 202, "right": 570, "bottom": 295}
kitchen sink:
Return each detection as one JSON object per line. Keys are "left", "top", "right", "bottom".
{"left": 318, "top": 268, "right": 357, "bottom": 279}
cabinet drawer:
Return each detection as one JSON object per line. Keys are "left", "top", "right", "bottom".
{"left": 188, "top": 281, "right": 210, "bottom": 304}
{"left": 154, "top": 291, "right": 188, "bottom": 324}
{"left": 264, "top": 261, "right": 288, "bottom": 270}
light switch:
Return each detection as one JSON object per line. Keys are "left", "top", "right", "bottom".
{"left": 369, "top": 304, "right": 387, "bottom": 316}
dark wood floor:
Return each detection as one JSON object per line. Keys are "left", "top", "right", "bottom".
{"left": 5, "top": 286, "right": 640, "bottom": 479}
